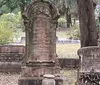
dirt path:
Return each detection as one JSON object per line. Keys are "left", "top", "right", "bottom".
{"left": 0, "top": 73, "right": 20, "bottom": 85}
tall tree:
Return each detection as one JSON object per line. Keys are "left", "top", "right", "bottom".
{"left": 50, "top": 0, "right": 77, "bottom": 28}
{"left": 77, "top": 0, "right": 97, "bottom": 47}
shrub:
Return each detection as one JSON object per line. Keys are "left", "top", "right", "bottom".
{"left": 66, "top": 23, "right": 80, "bottom": 40}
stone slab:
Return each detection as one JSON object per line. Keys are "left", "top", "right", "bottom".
{"left": 0, "top": 62, "right": 21, "bottom": 73}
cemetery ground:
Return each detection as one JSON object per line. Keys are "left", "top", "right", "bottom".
{"left": 57, "top": 44, "right": 80, "bottom": 58}
{"left": 0, "top": 43, "right": 80, "bottom": 85}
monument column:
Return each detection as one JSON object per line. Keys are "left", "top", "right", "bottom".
{"left": 19, "top": 0, "right": 63, "bottom": 85}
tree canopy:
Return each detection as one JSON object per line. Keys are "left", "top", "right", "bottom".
{"left": 0, "top": 0, "right": 99, "bottom": 46}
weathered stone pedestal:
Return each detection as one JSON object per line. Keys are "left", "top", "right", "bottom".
{"left": 19, "top": 62, "right": 63, "bottom": 85}
{"left": 19, "top": 77, "right": 63, "bottom": 85}
{"left": 77, "top": 46, "right": 100, "bottom": 85}
{"left": 19, "top": 0, "right": 63, "bottom": 85}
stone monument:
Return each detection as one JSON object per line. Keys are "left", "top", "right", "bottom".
{"left": 77, "top": 46, "right": 100, "bottom": 85}
{"left": 19, "top": 0, "right": 63, "bottom": 85}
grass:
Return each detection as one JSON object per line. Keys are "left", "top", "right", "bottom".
{"left": 56, "top": 44, "right": 80, "bottom": 58}
{"left": 61, "top": 70, "right": 78, "bottom": 85}
{"left": 56, "top": 31, "right": 80, "bottom": 85}
{"left": 56, "top": 30, "right": 80, "bottom": 58}
{"left": 56, "top": 44, "right": 80, "bottom": 85}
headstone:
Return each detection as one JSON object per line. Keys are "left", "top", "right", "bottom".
{"left": 19, "top": 0, "right": 63, "bottom": 85}
{"left": 77, "top": 46, "right": 100, "bottom": 85}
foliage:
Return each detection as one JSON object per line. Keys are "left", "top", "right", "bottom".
{"left": 0, "top": 0, "right": 78, "bottom": 16}
{"left": 0, "top": 0, "right": 32, "bottom": 13}
{"left": 0, "top": 12, "right": 24, "bottom": 44}
{"left": 66, "top": 23, "right": 80, "bottom": 40}
{"left": 95, "top": 5, "right": 100, "bottom": 19}
{"left": 58, "top": 17, "right": 66, "bottom": 28}
{"left": 95, "top": 5, "right": 100, "bottom": 30}
{"left": 49, "top": 0, "right": 78, "bottom": 17}
{"left": 58, "top": 17, "right": 66, "bottom": 22}
{"left": 0, "top": 0, "right": 19, "bottom": 13}
{"left": 0, "top": 27, "right": 13, "bottom": 45}
{"left": 0, "top": 14, "right": 13, "bottom": 44}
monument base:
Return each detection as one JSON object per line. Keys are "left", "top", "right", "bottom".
{"left": 19, "top": 77, "right": 63, "bottom": 85}
{"left": 21, "top": 61, "right": 60, "bottom": 77}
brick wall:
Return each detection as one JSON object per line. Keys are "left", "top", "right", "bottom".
{"left": 0, "top": 45, "right": 79, "bottom": 73}
{"left": 0, "top": 45, "right": 25, "bottom": 73}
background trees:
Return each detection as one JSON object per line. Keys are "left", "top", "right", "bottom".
{"left": 0, "top": 14, "right": 13, "bottom": 44}
{"left": 0, "top": 12, "right": 23, "bottom": 44}
{"left": 0, "top": 0, "right": 32, "bottom": 14}
{"left": 0, "top": 0, "right": 99, "bottom": 46}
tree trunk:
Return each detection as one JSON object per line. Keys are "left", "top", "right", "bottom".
{"left": 77, "top": 0, "right": 97, "bottom": 47}
{"left": 99, "top": 16, "right": 100, "bottom": 22}
{"left": 66, "top": 7, "right": 72, "bottom": 28}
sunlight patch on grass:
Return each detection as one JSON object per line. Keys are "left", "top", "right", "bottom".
{"left": 56, "top": 44, "right": 80, "bottom": 58}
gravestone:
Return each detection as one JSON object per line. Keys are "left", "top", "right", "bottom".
{"left": 77, "top": 46, "right": 100, "bottom": 85}
{"left": 19, "top": 0, "right": 63, "bottom": 85}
